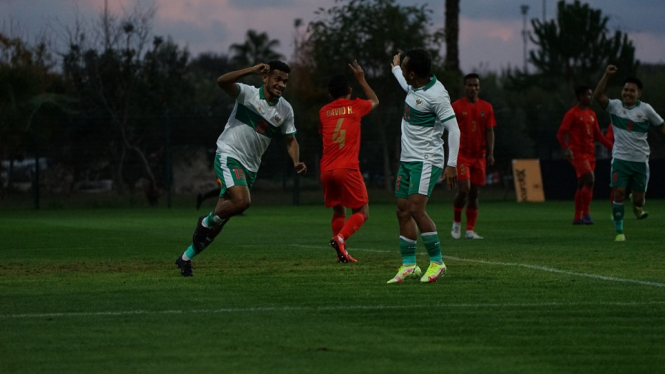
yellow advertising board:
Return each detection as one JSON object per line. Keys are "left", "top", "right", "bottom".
{"left": 512, "top": 159, "right": 545, "bottom": 202}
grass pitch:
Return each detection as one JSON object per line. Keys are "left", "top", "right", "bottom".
{"left": 1, "top": 199, "right": 664, "bottom": 373}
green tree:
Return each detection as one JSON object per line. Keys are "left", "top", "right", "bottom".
{"left": 529, "top": 0, "right": 639, "bottom": 86}
{"left": 229, "top": 30, "right": 283, "bottom": 67}
{"left": 62, "top": 4, "right": 194, "bottom": 204}
{"left": 0, "top": 33, "right": 74, "bottom": 193}
{"left": 301, "top": 0, "right": 443, "bottom": 190}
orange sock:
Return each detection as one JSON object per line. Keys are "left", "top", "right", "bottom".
{"left": 466, "top": 208, "right": 478, "bottom": 231}
{"left": 331, "top": 214, "right": 345, "bottom": 236}
{"left": 581, "top": 186, "right": 593, "bottom": 215}
{"left": 574, "top": 189, "right": 583, "bottom": 220}
{"left": 338, "top": 212, "right": 367, "bottom": 241}
{"left": 453, "top": 206, "right": 463, "bottom": 223}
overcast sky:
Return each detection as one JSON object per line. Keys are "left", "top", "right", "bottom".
{"left": 3, "top": 0, "right": 665, "bottom": 73}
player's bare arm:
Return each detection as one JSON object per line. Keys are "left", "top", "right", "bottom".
{"left": 285, "top": 135, "right": 307, "bottom": 175}
{"left": 485, "top": 127, "right": 495, "bottom": 166}
{"left": 217, "top": 63, "right": 270, "bottom": 97}
{"left": 348, "top": 59, "right": 379, "bottom": 110}
{"left": 593, "top": 65, "right": 617, "bottom": 109}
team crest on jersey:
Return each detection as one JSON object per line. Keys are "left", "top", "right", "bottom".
{"left": 637, "top": 113, "right": 643, "bottom": 119}
{"left": 256, "top": 106, "right": 264, "bottom": 114}
{"left": 416, "top": 98, "right": 422, "bottom": 106}
{"left": 480, "top": 111, "right": 485, "bottom": 117}
{"left": 274, "top": 114, "right": 282, "bottom": 123}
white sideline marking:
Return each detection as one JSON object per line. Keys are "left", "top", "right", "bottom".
{"left": 3, "top": 301, "right": 665, "bottom": 319}
{"left": 289, "top": 244, "right": 665, "bottom": 288}
{"left": 444, "top": 256, "right": 665, "bottom": 288}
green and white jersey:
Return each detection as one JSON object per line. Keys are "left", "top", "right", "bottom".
{"left": 216, "top": 83, "right": 297, "bottom": 172}
{"left": 607, "top": 99, "right": 664, "bottom": 162}
{"left": 392, "top": 66, "right": 460, "bottom": 168}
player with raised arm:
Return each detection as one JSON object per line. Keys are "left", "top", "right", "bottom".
{"left": 594, "top": 65, "right": 665, "bottom": 241}
{"left": 320, "top": 61, "right": 379, "bottom": 263}
{"left": 557, "top": 85, "right": 613, "bottom": 225}
{"left": 175, "top": 61, "right": 307, "bottom": 276}
{"left": 387, "top": 49, "right": 460, "bottom": 284}
{"left": 450, "top": 73, "right": 496, "bottom": 239}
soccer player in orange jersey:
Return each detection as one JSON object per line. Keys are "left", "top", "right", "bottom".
{"left": 557, "top": 85, "right": 612, "bottom": 224}
{"left": 319, "top": 60, "right": 379, "bottom": 263}
{"left": 450, "top": 74, "right": 496, "bottom": 239}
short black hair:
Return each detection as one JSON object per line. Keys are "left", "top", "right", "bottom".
{"left": 403, "top": 49, "right": 431, "bottom": 78}
{"left": 327, "top": 74, "right": 350, "bottom": 99}
{"left": 268, "top": 60, "right": 291, "bottom": 74}
{"left": 463, "top": 73, "right": 480, "bottom": 84}
{"left": 624, "top": 77, "right": 643, "bottom": 90}
{"left": 574, "top": 85, "right": 591, "bottom": 97}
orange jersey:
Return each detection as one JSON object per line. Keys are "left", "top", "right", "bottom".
{"left": 557, "top": 106, "right": 612, "bottom": 157}
{"left": 452, "top": 98, "right": 496, "bottom": 159}
{"left": 319, "top": 98, "right": 372, "bottom": 171}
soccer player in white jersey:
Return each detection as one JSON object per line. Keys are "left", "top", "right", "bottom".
{"left": 594, "top": 64, "right": 665, "bottom": 242}
{"left": 175, "top": 61, "right": 307, "bottom": 276}
{"left": 387, "top": 49, "right": 460, "bottom": 284}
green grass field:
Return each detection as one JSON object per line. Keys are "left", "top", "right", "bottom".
{"left": 1, "top": 199, "right": 664, "bottom": 373}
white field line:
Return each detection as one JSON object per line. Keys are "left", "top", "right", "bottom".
{"left": 3, "top": 301, "right": 665, "bottom": 319}
{"left": 290, "top": 244, "right": 665, "bottom": 288}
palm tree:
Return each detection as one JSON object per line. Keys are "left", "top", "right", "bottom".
{"left": 229, "top": 30, "right": 283, "bottom": 67}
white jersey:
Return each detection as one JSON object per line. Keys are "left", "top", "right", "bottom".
{"left": 392, "top": 66, "right": 460, "bottom": 168}
{"left": 216, "top": 83, "right": 297, "bottom": 172}
{"left": 607, "top": 99, "right": 664, "bottom": 162}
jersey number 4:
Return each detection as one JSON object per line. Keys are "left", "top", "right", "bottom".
{"left": 333, "top": 118, "right": 346, "bottom": 149}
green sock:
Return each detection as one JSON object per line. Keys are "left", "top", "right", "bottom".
{"left": 399, "top": 236, "right": 417, "bottom": 266}
{"left": 204, "top": 212, "right": 223, "bottom": 227}
{"left": 613, "top": 203, "right": 624, "bottom": 234}
{"left": 184, "top": 244, "right": 197, "bottom": 260}
{"left": 421, "top": 232, "right": 443, "bottom": 264}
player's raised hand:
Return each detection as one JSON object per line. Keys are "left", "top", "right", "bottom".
{"left": 442, "top": 166, "right": 457, "bottom": 190}
{"left": 252, "top": 63, "right": 270, "bottom": 75}
{"left": 348, "top": 60, "right": 365, "bottom": 82}
{"left": 606, "top": 65, "right": 618, "bottom": 75}
{"left": 391, "top": 53, "right": 401, "bottom": 68}
{"left": 294, "top": 162, "right": 307, "bottom": 175}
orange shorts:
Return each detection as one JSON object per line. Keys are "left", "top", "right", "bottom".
{"left": 320, "top": 169, "right": 368, "bottom": 209}
{"left": 457, "top": 154, "right": 486, "bottom": 186}
{"left": 570, "top": 156, "right": 595, "bottom": 178}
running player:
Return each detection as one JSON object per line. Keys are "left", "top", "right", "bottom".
{"left": 557, "top": 85, "right": 612, "bottom": 225}
{"left": 320, "top": 61, "right": 379, "bottom": 263}
{"left": 450, "top": 73, "right": 496, "bottom": 239}
{"left": 175, "top": 61, "right": 307, "bottom": 276}
{"left": 593, "top": 64, "right": 665, "bottom": 241}
{"left": 387, "top": 49, "right": 460, "bottom": 284}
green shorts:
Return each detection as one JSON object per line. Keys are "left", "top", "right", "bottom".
{"left": 214, "top": 154, "right": 257, "bottom": 198}
{"left": 395, "top": 161, "right": 443, "bottom": 199}
{"left": 610, "top": 158, "right": 649, "bottom": 192}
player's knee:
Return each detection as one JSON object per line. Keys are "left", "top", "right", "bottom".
{"left": 396, "top": 207, "right": 410, "bottom": 221}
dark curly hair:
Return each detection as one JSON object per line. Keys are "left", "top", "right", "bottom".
{"left": 403, "top": 49, "right": 431, "bottom": 79}
{"left": 327, "top": 75, "right": 350, "bottom": 99}
{"left": 268, "top": 60, "right": 291, "bottom": 74}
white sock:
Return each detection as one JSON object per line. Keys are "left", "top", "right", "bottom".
{"left": 182, "top": 253, "right": 191, "bottom": 261}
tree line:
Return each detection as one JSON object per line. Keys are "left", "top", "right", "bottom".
{"left": 1, "top": 0, "right": 662, "bottom": 205}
